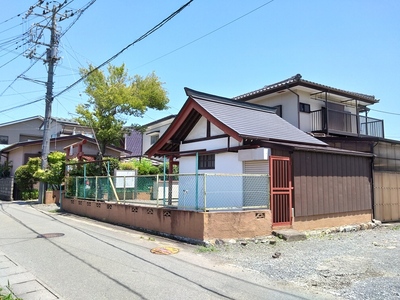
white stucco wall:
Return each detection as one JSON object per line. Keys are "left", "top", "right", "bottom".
{"left": 249, "top": 92, "right": 299, "bottom": 128}
{"left": 143, "top": 120, "right": 174, "bottom": 155}
{"left": 177, "top": 117, "right": 245, "bottom": 209}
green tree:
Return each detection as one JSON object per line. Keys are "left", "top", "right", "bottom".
{"left": 34, "top": 151, "right": 66, "bottom": 190}
{"left": 68, "top": 157, "right": 119, "bottom": 177}
{"left": 75, "top": 64, "right": 169, "bottom": 158}
{"left": 14, "top": 157, "right": 41, "bottom": 200}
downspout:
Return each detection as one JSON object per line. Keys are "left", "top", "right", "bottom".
{"left": 325, "top": 92, "right": 328, "bottom": 134}
{"left": 370, "top": 141, "right": 378, "bottom": 220}
{"left": 287, "top": 87, "right": 300, "bottom": 128}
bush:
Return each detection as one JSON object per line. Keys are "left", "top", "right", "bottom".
{"left": 34, "top": 152, "right": 66, "bottom": 190}
{"left": 14, "top": 158, "right": 40, "bottom": 194}
{"left": 21, "top": 189, "right": 39, "bottom": 200}
{"left": 118, "top": 161, "right": 135, "bottom": 170}
{"left": 0, "top": 160, "right": 12, "bottom": 178}
{"left": 68, "top": 157, "right": 119, "bottom": 177}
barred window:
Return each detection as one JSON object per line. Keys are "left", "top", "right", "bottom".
{"left": 198, "top": 154, "right": 215, "bottom": 170}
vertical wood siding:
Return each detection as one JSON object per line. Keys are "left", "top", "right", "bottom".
{"left": 374, "top": 172, "right": 400, "bottom": 222}
{"left": 292, "top": 151, "right": 372, "bottom": 217}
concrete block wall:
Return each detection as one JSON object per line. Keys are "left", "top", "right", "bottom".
{"left": 61, "top": 198, "right": 273, "bottom": 243}
{"left": 0, "top": 177, "right": 13, "bottom": 201}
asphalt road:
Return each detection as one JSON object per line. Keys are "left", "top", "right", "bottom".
{"left": 0, "top": 201, "right": 332, "bottom": 300}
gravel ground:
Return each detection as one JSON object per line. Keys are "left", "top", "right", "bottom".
{"left": 205, "top": 225, "right": 400, "bottom": 300}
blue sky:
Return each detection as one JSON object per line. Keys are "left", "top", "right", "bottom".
{"left": 1, "top": 0, "right": 399, "bottom": 139}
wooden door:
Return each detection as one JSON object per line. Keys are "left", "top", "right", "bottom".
{"left": 270, "top": 156, "right": 293, "bottom": 225}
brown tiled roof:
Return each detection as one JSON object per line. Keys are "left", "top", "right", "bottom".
{"left": 234, "top": 74, "right": 378, "bottom": 104}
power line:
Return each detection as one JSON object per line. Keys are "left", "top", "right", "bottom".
{"left": 54, "top": 0, "right": 194, "bottom": 98}
{"left": 370, "top": 108, "right": 400, "bottom": 116}
{"left": 132, "top": 0, "right": 275, "bottom": 70}
{"left": 0, "top": 0, "right": 94, "bottom": 99}
{"left": 0, "top": 97, "right": 43, "bottom": 113}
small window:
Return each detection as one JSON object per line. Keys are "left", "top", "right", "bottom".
{"left": 198, "top": 154, "right": 215, "bottom": 170}
{"left": 150, "top": 134, "right": 159, "bottom": 145}
{"left": 0, "top": 135, "right": 8, "bottom": 144}
{"left": 299, "top": 102, "right": 311, "bottom": 113}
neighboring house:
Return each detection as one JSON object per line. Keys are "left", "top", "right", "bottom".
{"left": 124, "top": 115, "right": 175, "bottom": 158}
{"left": 0, "top": 116, "right": 44, "bottom": 145}
{"left": 0, "top": 116, "right": 93, "bottom": 147}
{"left": 44, "top": 117, "right": 93, "bottom": 139}
{"left": 142, "top": 115, "right": 176, "bottom": 155}
{"left": 0, "top": 134, "right": 129, "bottom": 177}
{"left": 234, "top": 73, "right": 383, "bottom": 139}
{"left": 231, "top": 74, "right": 399, "bottom": 222}
{"left": 147, "top": 88, "right": 374, "bottom": 231}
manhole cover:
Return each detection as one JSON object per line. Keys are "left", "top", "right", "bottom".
{"left": 150, "top": 247, "right": 179, "bottom": 255}
{"left": 37, "top": 233, "right": 65, "bottom": 239}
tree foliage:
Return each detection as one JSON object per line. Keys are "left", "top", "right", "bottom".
{"left": 34, "top": 151, "right": 66, "bottom": 189}
{"left": 75, "top": 64, "right": 169, "bottom": 157}
{"left": 118, "top": 158, "right": 178, "bottom": 175}
{"left": 0, "top": 160, "right": 12, "bottom": 178}
{"left": 67, "top": 157, "right": 119, "bottom": 177}
{"left": 14, "top": 157, "right": 41, "bottom": 198}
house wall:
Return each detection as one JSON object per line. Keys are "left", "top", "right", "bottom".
{"left": 7, "top": 138, "right": 122, "bottom": 176}
{"left": 178, "top": 117, "right": 244, "bottom": 209}
{"left": 48, "top": 122, "right": 92, "bottom": 138}
{"left": 8, "top": 148, "right": 25, "bottom": 175}
{"left": 61, "top": 198, "right": 273, "bottom": 242}
{"left": 324, "top": 139, "right": 400, "bottom": 222}
{"left": 0, "top": 119, "right": 43, "bottom": 144}
{"left": 143, "top": 119, "right": 174, "bottom": 155}
{"left": 249, "top": 92, "right": 299, "bottom": 128}
{"left": 244, "top": 89, "right": 358, "bottom": 133}
{"left": 291, "top": 150, "right": 372, "bottom": 217}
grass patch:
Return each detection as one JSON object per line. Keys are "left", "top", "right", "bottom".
{"left": 0, "top": 286, "right": 22, "bottom": 300}
{"left": 391, "top": 225, "right": 400, "bottom": 230}
{"left": 196, "top": 245, "right": 218, "bottom": 253}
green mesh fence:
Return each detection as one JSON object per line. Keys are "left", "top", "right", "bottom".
{"left": 65, "top": 173, "right": 270, "bottom": 211}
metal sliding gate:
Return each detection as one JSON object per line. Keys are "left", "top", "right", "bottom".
{"left": 269, "top": 156, "right": 293, "bottom": 225}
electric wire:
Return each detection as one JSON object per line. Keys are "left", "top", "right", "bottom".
{"left": 369, "top": 108, "right": 400, "bottom": 116}
{"left": 54, "top": 0, "right": 194, "bottom": 98}
{"left": 0, "top": 0, "right": 94, "bottom": 99}
{"left": 132, "top": 0, "right": 275, "bottom": 70}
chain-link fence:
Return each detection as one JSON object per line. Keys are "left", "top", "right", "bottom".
{"left": 65, "top": 173, "right": 270, "bottom": 211}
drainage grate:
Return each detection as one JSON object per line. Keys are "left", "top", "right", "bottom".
{"left": 37, "top": 233, "right": 65, "bottom": 239}
{"left": 150, "top": 247, "right": 179, "bottom": 255}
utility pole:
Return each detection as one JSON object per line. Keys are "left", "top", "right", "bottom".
{"left": 24, "top": 1, "right": 72, "bottom": 203}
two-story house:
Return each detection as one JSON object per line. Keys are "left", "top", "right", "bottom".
{"left": 147, "top": 85, "right": 376, "bottom": 231}
{"left": 232, "top": 74, "right": 399, "bottom": 223}
{"left": 0, "top": 116, "right": 93, "bottom": 147}
{"left": 234, "top": 73, "right": 383, "bottom": 139}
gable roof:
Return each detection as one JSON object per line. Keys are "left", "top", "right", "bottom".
{"left": 0, "top": 115, "right": 44, "bottom": 127}
{"left": 0, "top": 134, "right": 129, "bottom": 155}
{"left": 146, "top": 88, "right": 326, "bottom": 157}
{"left": 234, "top": 74, "right": 379, "bottom": 105}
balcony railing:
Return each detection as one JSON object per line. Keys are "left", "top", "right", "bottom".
{"left": 310, "top": 109, "right": 384, "bottom": 138}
